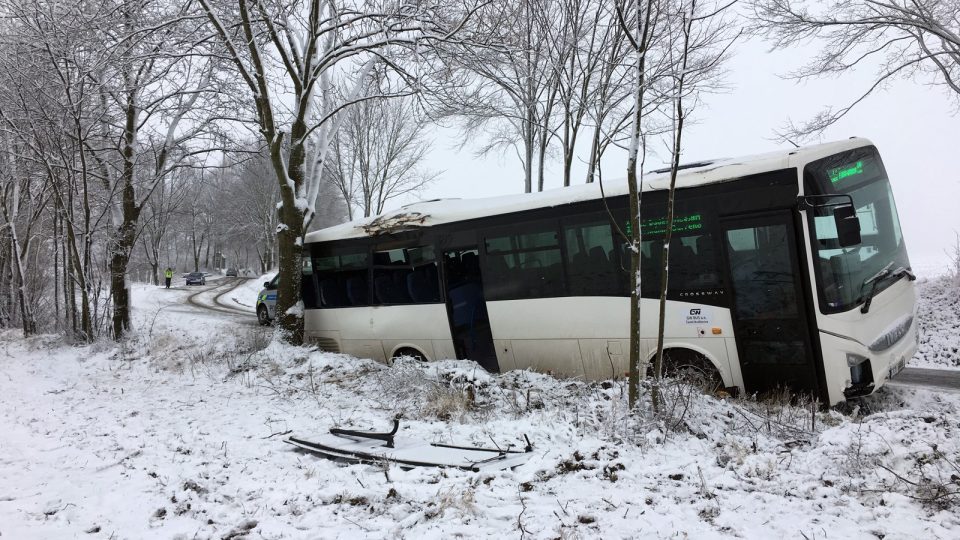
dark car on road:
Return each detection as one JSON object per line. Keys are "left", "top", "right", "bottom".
{"left": 225, "top": 268, "right": 238, "bottom": 277}
{"left": 185, "top": 272, "right": 206, "bottom": 286}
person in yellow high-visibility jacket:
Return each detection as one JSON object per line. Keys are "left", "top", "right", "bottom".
{"left": 164, "top": 267, "right": 173, "bottom": 289}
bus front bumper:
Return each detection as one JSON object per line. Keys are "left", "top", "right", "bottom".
{"left": 820, "top": 317, "right": 919, "bottom": 404}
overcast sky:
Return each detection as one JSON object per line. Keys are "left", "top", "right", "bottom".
{"left": 401, "top": 36, "right": 959, "bottom": 277}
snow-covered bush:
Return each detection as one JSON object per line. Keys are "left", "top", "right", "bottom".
{"left": 949, "top": 232, "right": 960, "bottom": 289}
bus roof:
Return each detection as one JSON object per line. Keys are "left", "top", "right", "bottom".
{"left": 306, "top": 137, "right": 871, "bottom": 243}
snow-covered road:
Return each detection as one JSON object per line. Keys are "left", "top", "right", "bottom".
{"left": 890, "top": 367, "right": 960, "bottom": 392}
{"left": 185, "top": 278, "right": 259, "bottom": 322}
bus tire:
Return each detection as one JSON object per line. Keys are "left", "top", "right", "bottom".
{"left": 655, "top": 348, "right": 723, "bottom": 392}
{"left": 257, "top": 305, "right": 271, "bottom": 326}
{"left": 392, "top": 347, "right": 426, "bottom": 362}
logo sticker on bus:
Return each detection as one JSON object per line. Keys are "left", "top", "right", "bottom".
{"left": 683, "top": 307, "right": 712, "bottom": 325}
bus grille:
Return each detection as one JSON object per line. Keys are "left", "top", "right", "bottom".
{"left": 309, "top": 337, "right": 341, "bottom": 353}
{"left": 868, "top": 315, "right": 913, "bottom": 352}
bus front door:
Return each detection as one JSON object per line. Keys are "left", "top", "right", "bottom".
{"left": 721, "top": 212, "right": 821, "bottom": 399}
{"left": 441, "top": 248, "right": 499, "bottom": 373}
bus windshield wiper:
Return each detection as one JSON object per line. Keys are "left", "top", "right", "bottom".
{"left": 860, "top": 264, "right": 916, "bottom": 314}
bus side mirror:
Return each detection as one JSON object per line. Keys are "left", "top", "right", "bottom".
{"left": 834, "top": 205, "right": 861, "bottom": 247}
{"left": 264, "top": 281, "right": 273, "bottom": 289}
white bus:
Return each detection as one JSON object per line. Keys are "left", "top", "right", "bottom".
{"left": 300, "top": 138, "right": 917, "bottom": 405}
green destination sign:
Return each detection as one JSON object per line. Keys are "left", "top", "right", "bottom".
{"left": 627, "top": 213, "right": 703, "bottom": 236}
{"left": 828, "top": 160, "right": 864, "bottom": 184}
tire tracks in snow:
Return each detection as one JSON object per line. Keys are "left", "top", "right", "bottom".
{"left": 186, "top": 278, "right": 254, "bottom": 320}
{"left": 213, "top": 278, "right": 256, "bottom": 314}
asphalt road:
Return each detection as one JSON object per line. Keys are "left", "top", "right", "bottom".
{"left": 889, "top": 367, "right": 960, "bottom": 392}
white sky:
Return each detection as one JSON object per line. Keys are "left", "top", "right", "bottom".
{"left": 401, "top": 37, "right": 959, "bottom": 276}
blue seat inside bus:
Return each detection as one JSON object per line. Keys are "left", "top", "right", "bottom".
{"left": 449, "top": 282, "right": 482, "bottom": 328}
{"left": 375, "top": 273, "right": 412, "bottom": 304}
{"left": 320, "top": 278, "right": 348, "bottom": 307}
{"left": 346, "top": 276, "right": 368, "bottom": 305}
{"left": 406, "top": 265, "right": 440, "bottom": 303}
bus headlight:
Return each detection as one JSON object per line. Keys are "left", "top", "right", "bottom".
{"left": 846, "top": 353, "right": 868, "bottom": 367}
{"left": 846, "top": 353, "right": 872, "bottom": 386}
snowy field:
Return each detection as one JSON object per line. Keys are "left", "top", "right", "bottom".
{"left": 912, "top": 275, "right": 960, "bottom": 369}
{"left": 2, "top": 278, "right": 960, "bottom": 539}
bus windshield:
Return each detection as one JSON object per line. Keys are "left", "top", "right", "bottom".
{"left": 804, "top": 148, "right": 910, "bottom": 313}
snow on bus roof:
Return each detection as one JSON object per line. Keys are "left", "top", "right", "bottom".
{"left": 306, "top": 137, "right": 871, "bottom": 243}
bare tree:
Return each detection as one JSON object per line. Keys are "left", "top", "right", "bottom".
{"left": 183, "top": 172, "right": 213, "bottom": 273}
{"left": 551, "top": 0, "right": 630, "bottom": 186}
{"left": 329, "top": 94, "right": 439, "bottom": 218}
{"left": 226, "top": 151, "right": 280, "bottom": 273}
{"left": 618, "top": 0, "right": 738, "bottom": 408}
{"left": 0, "top": 134, "right": 50, "bottom": 336}
{"left": 78, "top": 0, "right": 227, "bottom": 338}
{"left": 652, "top": 0, "right": 697, "bottom": 412}
{"left": 584, "top": 12, "right": 634, "bottom": 184}
{"left": 618, "top": 0, "right": 664, "bottom": 408}
{"left": 440, "top": 0, "right": 563, "bottom": 193}
{"left": 140, "top": 171, "right": 188, "bottom": 284}
{"left": 0, "top": 0, "right": 116, "bottom": 340}
{"left": 751, "top": 0, "right": 960, "bottom": 140}
{"left": 199, "top": 0, "right": 481, "bottom": 344}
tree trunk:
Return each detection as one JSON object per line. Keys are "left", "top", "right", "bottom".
{"left": 275, "top": 204, "right": 305, "bottom": 343}
{"left": 270, "top": 120, "right": 308, "bottom": 344}
{"left": 537, "top": 134, "right": 548, "bottom": 192}
{"left": 653, "top": 4, "right": 694, "bottom": 415}
{"left": 110, "top": 99, "right": 141, "bottom": 340}
{"left": 53, "top": 206, "right": 60, "bottom": 329}
{"left": 523, "top": 118, "right": 535, "bottom": 194}
{"left": 625, "top": 0, "right": 657, "bottom": 408}
{"left": 62, "top": 202, "right": 92, "bottom": 341}
{"left": 110, "top": 217, "right": 137, "bottom": 339}
{"left": 10, "top": 232, "right": 35, "bottom": 337}
{"left": 0, "top": 232, "right": 9, "bottom": 328}
{"left": 626, "top": 151, "right": 642, "bottom": 408}
{"left": 585, "top": 126, "right": 601, "bottom": 183}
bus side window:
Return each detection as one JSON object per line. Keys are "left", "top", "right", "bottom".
{"left": 639, "top": 239, "right": 662, "bottom": 297}
{"left": 637, "top": 233, "right": 720, "bottom": 298}
{"left": 562, "top": 220, "right": 622, "bottom": 296}
{"left": 372, "top": 246, "right": 441, "bottom": 305}
{"left": 484, "top": 228, "right": 564, "bottom": 300}
{"left": 314, "top": 253, "right": 370, "bottom": 308}
{"left": 302, "top": 255, "right": 320, "bottom": 309}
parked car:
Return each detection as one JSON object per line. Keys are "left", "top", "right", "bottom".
{"left": 256, "top": 274, "right": 278, "bottom": 325}
{"left": 225, "top": 268, "right": 238, "bottom": 277}
{"left": 185, "top": 272, "right": 206, "bottom": 286}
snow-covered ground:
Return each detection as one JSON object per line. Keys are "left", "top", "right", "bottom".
{"left": 224, "top": 274, "right": 274, "bottom": 313}
{"left": 2, "top": 279, "right": 960, "bottom": 539}
{"left": 912, "top": 275, "right": 960, "bottom": 369}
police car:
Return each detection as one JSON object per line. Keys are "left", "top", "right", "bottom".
{"left": 256, "top": 274, "right": 278, "bottom": 325}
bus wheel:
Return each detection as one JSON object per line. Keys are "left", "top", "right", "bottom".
{"left": 392, "top": 347, "right": 426, "bottom": 363}
{"left": 257, "top": 305, "right": 271, "bottom": 326}
{"left": 655, "top": 349, "right": 723, "bottom": 392}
